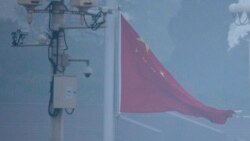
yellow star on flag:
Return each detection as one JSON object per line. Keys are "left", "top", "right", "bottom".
{"left": 160, "top": 71, "right": 165, "bottom": 78}
{"left": 137, "top": 37, "right": 150, "bottom": 52}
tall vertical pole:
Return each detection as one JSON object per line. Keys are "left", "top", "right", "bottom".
{"left": 50, "top": 1, "right": 65, "bottom": 141}
{"left": 249, "top": 40, "right": 250, "bottom": 87}
{"left": 103, "top": 0, "right": 117, "bottom": 140}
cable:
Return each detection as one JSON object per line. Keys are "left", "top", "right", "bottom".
{"left": 48, "top": 13, "right": 52, "bottom": 31}
{"left": 51, "top": 30, "right": 65, "bottom": 73}
{"left": 48, "top": 100, "right": 59, "bottom": 117}
{"left": 11, "top": 32, "right": 18, "bottom": 46}
{"left": 47, "top": 2, "right": 53, "bottom": 31}
{"left": 62, "top": 30, "right": 69, "bottom": 53}
{"left": 48, "top": 41, "right": 58, "bottom": 74}
{"left": 65, "top": 108, "right": 75, "bottom": 115}
{"left": 48, "top": 79, "right": 59, "bottom": 117}
{"left": 91, "top": 10, "right": 105, "bottom": 30}
{"left": 84, "top": 10, "right": 106, "bottom": 31}
{"left": 91, "top": 10, "right": 106, "bottom": 30}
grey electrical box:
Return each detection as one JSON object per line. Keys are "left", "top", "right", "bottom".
{"left": 53, "top": 75, "right": 77, "bottom": 109}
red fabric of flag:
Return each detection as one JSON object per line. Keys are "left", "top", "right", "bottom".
{"left": 120, "top": 16, "right": 234, "bottom": 124}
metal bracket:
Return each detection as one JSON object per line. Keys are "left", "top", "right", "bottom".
{"left": 11, "top": 29, "right": 28, "bottom": 47}
{"left": 11, "top": 29, "right": 49, "bottom": 47}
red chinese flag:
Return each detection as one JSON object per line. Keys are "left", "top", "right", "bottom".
{"left": 120, "top": 16, "right": 234, "bottom": 124}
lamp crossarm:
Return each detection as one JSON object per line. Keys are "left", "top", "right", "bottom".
{"left": 12, "top": 43, "right": 49, "bottom": 48}
{"left": 69, "top": 59, "right": 89, "bottom": 65}
{"left": 60, "top": 25, "right": 105, "bottom": 29}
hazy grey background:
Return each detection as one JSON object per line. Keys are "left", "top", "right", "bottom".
{"left": 0, "top": 0, "right": 249, "bottom": 141}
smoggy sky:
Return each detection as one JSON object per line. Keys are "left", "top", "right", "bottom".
{"left": 0, "top": 0, "right": 250, "bottom": 141}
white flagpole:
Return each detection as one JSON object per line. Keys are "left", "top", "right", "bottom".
{"left": 248, "top": 40, "right": 250, "bottom": 105}
{"left": 116, "top": 11, "right": 122, "bottom": 116}
{"left": 103, "top": 0, "right": 117, "bottom": 141}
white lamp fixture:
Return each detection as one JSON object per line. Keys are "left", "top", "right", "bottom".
{"left": 70, "top": 0, "right": 96, "bottom": 9}
{"left": 17, "top": 0, "right": 44, "bottom": 24}
{"left": 70, "top": 0, "right": 97, "bottom": 25}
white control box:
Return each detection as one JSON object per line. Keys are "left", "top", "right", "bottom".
{"left": 53, "top": 75, "right": 77, "bottom": 109}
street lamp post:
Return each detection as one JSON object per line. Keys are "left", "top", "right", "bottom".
{"left": 49, "top": 2, "right": 65, "bottom": 141}
{"left": 12, "top": 0, "right": 109, "bottom": 141}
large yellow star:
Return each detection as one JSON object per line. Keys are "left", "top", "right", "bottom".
{"left": 137, "top": 37, "right": 150, "bottom": 52}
